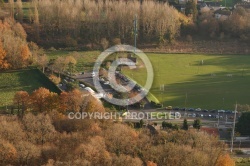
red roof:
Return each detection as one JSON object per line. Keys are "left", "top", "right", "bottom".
{"left": 201, "top": 127, "right": 219, "bottom": 136}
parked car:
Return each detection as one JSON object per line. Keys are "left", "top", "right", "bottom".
{"left": 188, "top": 108, "right": 195, "bottom": 111}
{"left": 210, "top": 109, "right": 216, "bottom": 113}
{"left": 202, "top": 109, "right": 208, "bottom": 112}
{"left": 124, "top": 78, "right": 129, "bottom": 82}
{"left": 84, "top": 87, "right": 95, "bottom": 94}
{"left": 137, "top": 88, "right": 142, "bottom": 92}
{"left": 79, "top": 84, "right": 85, "bottom": 88}
{"left": 218, "top": 110, "right": 225, "bottom": 113}
{"left": 100, "top": 78, "right": 105, "bottom": 82}
{"left": 104, "top": 81, "right": 110, "bottom": 85}
{"left": 173, "top": 107, "right": 179, "bottom": 111}
{"left": 195, "top": 108, "right": 201, "bottom": 112}
{"left": 166, "top": 106, "right": 173, "bottom": 110}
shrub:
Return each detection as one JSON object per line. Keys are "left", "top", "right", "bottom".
{"left": 112, "top": 38, "right": 121, "bottom": 45}
{"left": 49, "top": 75, "right": 61, "bottom": 85}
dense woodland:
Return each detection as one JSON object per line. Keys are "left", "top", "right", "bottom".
{"left": 12, "top": 88, "right": 105, "bottom": 118}
{"left": 0, "top": 0, "right": 250, "bottom": 56}
{"left": 0, "top": 111, "right": 235, "bottom": 166}
{"left": 23, "top": 0, "right": 186, "bottom": 47}
{"left": 0, "top": 88, "right": 234, "bottom": 165}
{"left": 15, "top": 0, "right": 250, "bottom": 48}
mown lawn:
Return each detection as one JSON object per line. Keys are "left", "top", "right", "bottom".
{"left": 48, "top": 50, "right": 250, "bottom": 110}
{"left": 123, "top": 53, "right": 250, "bottom": 110}
{"left": 0, "top": 69, "right": 60, "bottom": 110}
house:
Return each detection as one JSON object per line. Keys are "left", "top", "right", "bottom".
{"left": 200, "top": 127, "right": 219, "bottom": 137}
{"left": 168, "top": 1, "right": 186, "bottom": 13}
{"left": 214, "top": 9, "right": 232, "bottom": 20}
{"left": 127, "top": 54, "right": 137, "bottom": 64}
{"left": 205, "top": 1, "right": 223, "bottom": 11}
{"left": 235, "top": 2, "right": 250, "bottom": 9}
{"left": 197, "top": 1, "right": 208, "bottom": 9}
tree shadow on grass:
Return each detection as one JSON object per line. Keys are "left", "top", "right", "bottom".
{"left": 150, "top": 70, "right": 250, "bottom": 110}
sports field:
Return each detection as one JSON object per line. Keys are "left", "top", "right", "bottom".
{"left": 0, "top": 69, "right": 60, "bottom": 110}
{"left": 47, "top": 50, "right": 250, "bottom": 110}
{"left": 123, "top": 53, "right": 250, "bottom": 110}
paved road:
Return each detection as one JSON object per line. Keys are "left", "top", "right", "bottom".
{"left": 127, "top": 108, "right": 240, "bottom": 120}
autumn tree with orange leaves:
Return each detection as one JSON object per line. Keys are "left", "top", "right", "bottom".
{"left": 59, "top": 91, "right": 69, "bottom": 113}
{"left": 215, "top": 154, "right": 235, "bottom": 166}
{"left": 30, "top": 87, "right": 53, "bottom": 113}
{"left": 147, "top": 161, "right": 157, "bottom": 166}
{"left": 67, "top": 89, "right": 82, "bottom": 112}
{"left": 82, "top": 95, "right": 105, "bottom": 113}
{"left": 0, "top": 18, "right": 31, "bottom": 69}
{"left": 0, "top": 41, "right": 10, "bottom": 69}
{"left": 12, "top": 87, "right": 105, "bottom": 114}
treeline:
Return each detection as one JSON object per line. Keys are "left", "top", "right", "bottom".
{"left": 12, "top": 87, "right": 105, "bottom": 118}
{"left": 236, "top": 112, "right": 250, "bottom": 136}
{"left": 0, "top": 18, "right": 49, "bottom": 70}
{"left": 0, "top": 18, "right": 31, "bottom": 69}
{"left": 0, "top": 113, "right": 235, "bottom": 166}
{"left": 224, "top": 7, "right": 250, "bottom": 42}
{"left": 23, "top": 0, "right": 189, "bottom": 48}
{"left": 184, "top": 6, "right": 250, "bottom": 43}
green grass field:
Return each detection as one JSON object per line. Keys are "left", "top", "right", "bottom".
{"left": 46, "top": 50, "right": 101, "bottom": 72}
{"left": 204, "top": 0, "right": 234, "bottom": 7}
{"left": 0, "top": 69, "right": 60, "bottom": 110}
{"left": 47, "top": 50, "right": 250, "bottom": 110}
{"left": 123, "top": 53, "right": 250, "bottom": 110}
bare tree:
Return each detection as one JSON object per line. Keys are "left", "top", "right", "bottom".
{"left": 37, "top": 54, "right": 48, "bottom": 73}
{"left": 16, "top": 0, "right": 23, "bottom": 22}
